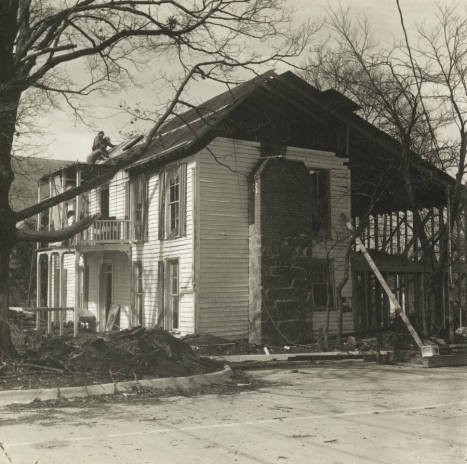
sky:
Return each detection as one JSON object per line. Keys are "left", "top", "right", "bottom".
{"left": 26, "top": 0, "right": 452, "bottom": 163}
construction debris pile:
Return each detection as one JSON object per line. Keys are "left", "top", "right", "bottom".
{"left": 1, "top": 327, "right": 220, "bottom": 390}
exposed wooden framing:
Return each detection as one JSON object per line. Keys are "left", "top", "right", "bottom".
{"left": 363, "top": 272, "right": 369, "bottom": 330}
{"left": 396, "top": 212, "right": 401, "bottom": 254}
{"left": 374, "top": 214, "right": 379, "bottom": 249}
{"left": 402, "top": 210, "right": 433, "bottom": 258}
{"left": 382, "top": 214, "right": 387, "bottom": 251}
{"left": 346, "top": 219, "right": 425, "bottom": 348}
{"left": 404, "top": 210, "right": 408, "bottom": 252}
{"left": 375, "top": 273, "right": 382, "bottom": 328}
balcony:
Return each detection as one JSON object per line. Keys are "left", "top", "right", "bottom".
{"left": 79, "top": 219, "right": 131, "bottom": 244}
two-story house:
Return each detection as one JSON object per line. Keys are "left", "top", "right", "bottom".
{"left": 35, "top": 71, "right": 459, "bottom": 344}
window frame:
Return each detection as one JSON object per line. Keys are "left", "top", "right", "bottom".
{"left": 309, "top": 168, "right": 331, "bottom": 237}
{"left": 130, "top": 175, "right": 149, "bottom": 242}
{"left": 133, "top": 260, "right": 144, "bottom": 326}
{"left": 166, "top": 259, "right": 180, "bottom": 331}
{"left": 159, "top": 163, "right": 187, "bottom": 241}
{"left": 310, "top": 258, "right": 334, "bottom": 312}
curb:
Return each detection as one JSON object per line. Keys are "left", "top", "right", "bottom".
{"left": 0, "top": 366, "right": 233, "bottom": 407}
{"left": 210, "top": 351, "right": 393, "bottom": 363}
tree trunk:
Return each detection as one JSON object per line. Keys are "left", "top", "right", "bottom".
{"left": 0, "top": 243, "right": 14, "bottom": 354}
{"left": 0, "top": 79, "right": 21, "bottom": 354}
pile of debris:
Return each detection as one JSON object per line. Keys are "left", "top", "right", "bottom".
{"left": 1, "top": 327, "right": 220, "bottom": 390}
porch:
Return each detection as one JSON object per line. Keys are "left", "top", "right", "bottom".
{"left": 35, "top": 248, "right": 139, "bottom": 336}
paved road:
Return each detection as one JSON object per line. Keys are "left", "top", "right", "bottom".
{"left": 1, "top": 362, "right": 467, "bottom": 464}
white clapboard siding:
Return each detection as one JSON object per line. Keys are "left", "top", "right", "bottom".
{"left": 134, "top": 158, "right": 196, "bottom": 335}
{"left": 197, "top": 138, "right": 260, "bottom": 338}
{"left": 197, "top": 137, "right": 353, "bottom": 339}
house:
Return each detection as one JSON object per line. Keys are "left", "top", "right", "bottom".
{"left": 35, "top": 71, "right": 462, "bottom": 344}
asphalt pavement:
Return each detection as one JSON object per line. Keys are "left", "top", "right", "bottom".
{"left": 1, "top": 362, "right": 466, "bottom": 464}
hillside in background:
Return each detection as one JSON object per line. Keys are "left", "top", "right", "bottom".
{"left": 11, "top": 156, "right": 73, "bottom": 212}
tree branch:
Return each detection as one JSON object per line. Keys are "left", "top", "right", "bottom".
{"left": 16, "top": 213, "right": 100, "bottom": 242}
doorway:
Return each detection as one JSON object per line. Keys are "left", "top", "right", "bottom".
{"left": 100, "top": 263, "right": 118, "bottom": 328}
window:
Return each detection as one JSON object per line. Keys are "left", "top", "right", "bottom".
{"left": 130, "top": 175, "right": 148, "bottom": 242}
{"left": 159, "top": 164, "right": 187, "bottom": 239}
{"left": 100, "top": 185, "right": 110, "bottom": 219}
{"left": 133, "top": 261, "right": 144, "bottom": 326}
{"left": 158, "top": 260, "right": 180, "bottom": 331}
{"left": 310, "top": 259, "right": 334, "bottom": 311}
{"left": 78, "top": 263, "right": 89, "bottom": 311}
{"left": 167, "top": 260, "right": 179, "bottom": 330}
{"left": 309, "top": 169, "right": 330, "bottom": 236}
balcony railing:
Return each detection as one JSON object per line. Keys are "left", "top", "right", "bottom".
{"left": 79, "top": 219, "right": 131, "bottom": 244}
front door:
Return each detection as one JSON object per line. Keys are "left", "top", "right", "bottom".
{"left": 100, "top": 263, "right": 116, "bottom": 329}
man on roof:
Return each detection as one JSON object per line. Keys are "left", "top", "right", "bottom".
{"left": 87, "top": 131, "right": 116, "bottom": 164}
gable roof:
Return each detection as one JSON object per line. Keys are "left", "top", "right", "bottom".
{"left": 121, "top": 71, "right": 455, "bottom": 215}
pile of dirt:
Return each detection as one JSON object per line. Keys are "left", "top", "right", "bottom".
{"left": 0, "top": 327, "right": 221, "bottom": 390}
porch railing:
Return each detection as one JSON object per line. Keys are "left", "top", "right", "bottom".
{"left": 79, "top": 219, "right": 131, "bottom": 243}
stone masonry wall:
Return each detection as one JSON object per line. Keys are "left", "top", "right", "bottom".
{"left": 261, "top": 235, "right": 316, "bottom": 345}
{"left": 259, "top": 158, "right": 316, "bottom": 344}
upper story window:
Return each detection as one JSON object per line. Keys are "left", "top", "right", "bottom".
{"left": 159, "top": 163, "right": 187, "bottom": 240}
{"left": 309, "top": 169, "right": 330, "bottom": 237}
{"left": 130, "top": 175, "right": 148, "bottom": 242}
{"left": 100, "top": 185, "right": 110, "bottom": 219}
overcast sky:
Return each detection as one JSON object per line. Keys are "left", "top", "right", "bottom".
{"left": 30, "top": 0, "right": 452, "bottom": 163}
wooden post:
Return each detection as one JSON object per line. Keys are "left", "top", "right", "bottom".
{"left": 36, "top": 253, "right": 41, "bottom": 331}
{"left": 446, "top": 188, "right": 454, "bottom": 342}
{"left": 404, "top": 210, "right": 408, "bottom": 253}
{"left": 374, "top": 215, "right": 379, "bottom": 250}
{"left": 74, "top": 250, "right": 80, "bottom": 337}
{"left": 58, "top": 252, "right": 64, "bottom": 336}
{"left": 47, "top": 253, "right": 52, "bottom": 334}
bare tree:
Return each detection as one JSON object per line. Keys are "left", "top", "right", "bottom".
{"left": 0, "top": 0, "right": 314, "bottom": 354}
{"left": 302, "top": 2, "right": 467, "bottom": 335}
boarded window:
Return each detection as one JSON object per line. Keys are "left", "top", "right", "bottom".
{"left": 159, "top": 164, "right": 187, "bottom": 240}
{"left": 309, "top": 169, "right": 330, "bottom": 236}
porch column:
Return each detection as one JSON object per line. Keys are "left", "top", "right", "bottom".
{"left": 73, "top": 250, "right": 81, "bottom": 337}
{"left": 249, "top": 166, "right": 263, "bottom": 345}
{"left": 47, "top": 252, "right": 52, "bottom": 334}
{"left": 58, "top": 251, "right": 64, "bottom": 336}
{"left": 36, "top": 252, "right": 42, "bottom": 331}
